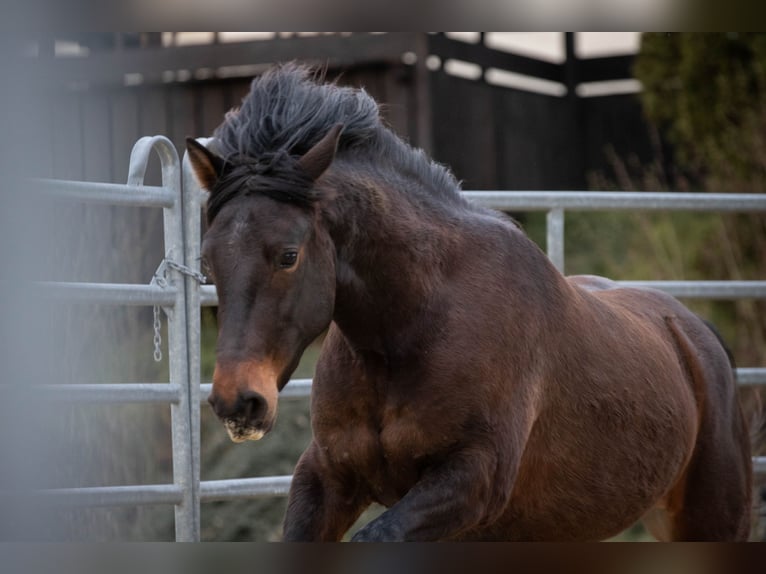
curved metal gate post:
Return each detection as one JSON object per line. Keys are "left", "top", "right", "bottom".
{"left": 130, "top": 136, "right": 197, "bottom": 541}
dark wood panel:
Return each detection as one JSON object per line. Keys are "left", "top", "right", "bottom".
{"left": 494, "top": 84, "right": 580, "bottom": 190}
{"left": 167, "top": 85, "right": 196, "bottom": 149}
{"left": 51, "top": 93, "right": 83, "bottom": 180}
{"left": 200, "top": 84, "right": 227, "bottom": 136}
{"left": 581, "top": 93, "right": 654, "bottom": 182}
{"left": 50, "top": 58, "right": 652, "bottom": 205}
{"left": 428, "top": 34, "right": 564, "bottom": 84}
{"left": 138, "top": 88, "right": 168, "bottom": 187}
{"left": 110, "top": 91, "right": 139, "bottom": 184}
{"left": 81, "top": 93, "right": 112, "bottom": 182}
{"left": 430, "top": 72, "right": 498, "bottom": 190}
{"left": 430, "top": 71, "right": 585, "bottom": 191}
{"left": 39, "top": 33, "right": 420, "bottom": 88}
{"left": 381, "top": 64, "right": 413, "bottom": 140}
{"left": 228, "top": 80, "right": 254, "bottom": 114}
{"left": 577, "top": 55, "right": 635, "bottom": 84}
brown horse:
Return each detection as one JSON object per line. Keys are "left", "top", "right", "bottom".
{"left": 187, "top": 64, "right": 753, "bottom": 541}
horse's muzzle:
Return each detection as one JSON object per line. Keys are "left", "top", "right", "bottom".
{"left": 208, "top": 360, "right": 280, "bottom": 442}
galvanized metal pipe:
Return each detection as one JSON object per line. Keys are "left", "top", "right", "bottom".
{"left": 35, "top": 282, "right": 177, "bottom": 306}
{"left": 181, "top": 141, "right": 211, "bottom": 540}
{"left": 736, "top": 368, "right": 766, "bottom": 386}
{"left": 617, "top": 280, "right": 766, "bottom": 299}
{"left": 464, "top": 190, "right": 766, "bottom": 212}
{"left": 141, "top": 135, "right": 198, "bottom": 543}
{"left": 34, "top": 178, "right": 175, "bottom": 208}
{"left": 199, "top": 455, "right": 766, "bottom": 501}
{"left": 546, "top": 208, "right": 565, "bottom": 272}
{"left": 200, "top": 285, "right": 218, "bottom": 306}
{"left": 199, "top": 379, "right": 314, "bottom": 401}
{"left": 35, "top": 383, "right": 181, "bottom": 404}
{"left": 199, "top": 280, "right": 766, "bottom": 308}
{"left": 41, "top": 484, "right": 183, "bottom": 507}
{"left": 199, "top": 369, "right": 766, "bottom": 406}
{"left": 200, "top": 476, "right": 293, "bottom": 501}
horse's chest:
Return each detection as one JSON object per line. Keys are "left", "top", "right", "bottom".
{"left": 320, "top": 411, "right": 452, "bottom": 506}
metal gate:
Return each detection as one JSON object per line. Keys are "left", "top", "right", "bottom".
{"left": 30, "top": 136, "right": 766, "bottom": 541}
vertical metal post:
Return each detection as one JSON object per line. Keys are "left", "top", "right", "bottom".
{"left": 181, "top": 142, "right": 209, "bottom": 542}
{"left": 546, "top": 208, "right": 565, "bottom": 273}
{"left": 162, "top": 140, "right": 198, "bottom": 542}
{"left": 129, "top": 136, "right": 197, "bottom": 541}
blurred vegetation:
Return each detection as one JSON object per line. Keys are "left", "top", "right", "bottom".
{"left": 630, "top": 33, "right": 766, "bottom": 377}
{"left": 635, "top": 33, "right": 766, "bottom": 185}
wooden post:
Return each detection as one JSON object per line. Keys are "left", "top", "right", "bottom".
{"left": 564, "top": 32, "right": 587, "bottom": 189}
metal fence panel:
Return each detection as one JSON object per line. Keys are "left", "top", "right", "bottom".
{"left": 22, "top": 135, "right": 199, "bottom": 541}
{"left": 23, "top": 137, "right": 766, "bottom": 541}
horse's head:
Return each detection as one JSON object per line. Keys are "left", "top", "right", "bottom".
{"left": 186, "top": 126, "right": 342, "bottom": 442}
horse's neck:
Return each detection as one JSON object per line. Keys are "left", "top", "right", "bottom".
{"left": 321, "top": 170, "right": 455, "bottom": 354}
{"left": 320, "top": 165, "right": 575, "bottom": 357}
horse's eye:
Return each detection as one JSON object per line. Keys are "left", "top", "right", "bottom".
{"left": 279, "top": 250, "right": 298, "bottom": 269}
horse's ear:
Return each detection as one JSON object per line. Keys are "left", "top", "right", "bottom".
{"left": 298, "top": 124, "right": 344, "bottom": 182}
{"left": 186, "top": 138, "right": 225, "bottom": 190}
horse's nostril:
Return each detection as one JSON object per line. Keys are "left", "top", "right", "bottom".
{"left": 240, "top": 390, "right": 268, "bottom": 426}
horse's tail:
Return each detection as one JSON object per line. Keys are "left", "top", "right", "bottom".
{"left": 701, "top": 319, "right": 737, "bottom": 371}
{"left": 702, "top": 318, "right": 765, "bottom": 539}
{"left": 702, "top": 319, "right": 764, "bottom": 445}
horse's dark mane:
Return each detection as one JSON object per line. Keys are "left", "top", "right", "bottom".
{"left": 208, "top": 63, "right": 463, "bottom": 220}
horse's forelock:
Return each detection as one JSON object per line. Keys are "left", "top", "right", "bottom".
{"left": 206, "top": 153, "right": 317, "bottom": 224}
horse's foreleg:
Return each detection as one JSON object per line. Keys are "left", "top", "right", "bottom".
{"left": 350, "top": 445, "right": 512, "bottom": 541}
{"left": 282, "top": 440, "right": 370, "bottom": 541}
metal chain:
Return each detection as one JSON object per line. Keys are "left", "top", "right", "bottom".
{"left": 151, "top": 258, "right": 207, "bottom": 362}
{"left": 153, "top": 303, "right": 163, "bottom": 362}
{"left": 163, "top": 258, "right": 207, "bottom": 284}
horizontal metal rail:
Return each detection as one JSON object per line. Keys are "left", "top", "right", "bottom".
{"left": 200, "top": 285, "right": 218, "bottom": 307}
{"left": 24, "top": 453, "right": 766, "bottom": 510}
{"left": 200, "top": 281, "right": 766, "bottom": 308}
{"left": 200, "top": 369, "right": 766, "bottom": 404}
{"left": 35, "top": 383, "right": 181, "bottom": 404}
{"left": 34, "top": 282, "right": 176, "bottom": 306}
{"left": 736, "top": 369, "right": 766, "bottom": 386}
{"left": 617, "top": 280, "right": 766, "bottom": 299}
{"left": 25, "top": 369, "right": 766, "bottom": 407}
{"left": 200, "top": 456, "right": 766, "bottom": 501}
{"left": 34, "top": 178, "right": 176, "bottom": 208}
{"left": 40, "top": 484, "right": 183, "bottom": 507}
{"left": 464, "top": 190, "right": 766, "bottom": 212}
{"left": 199, "top": 379, "right": 313, "bottom": 401}
{"left": 200, "top": 476, "right": 293, "bottom": 502}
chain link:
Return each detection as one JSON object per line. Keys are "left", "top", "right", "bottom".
{"left": 150, "top": 257, "right": 207, "bottom": 363}
{"left": 163, "top": 259, "right": 207, "bottom": 284}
